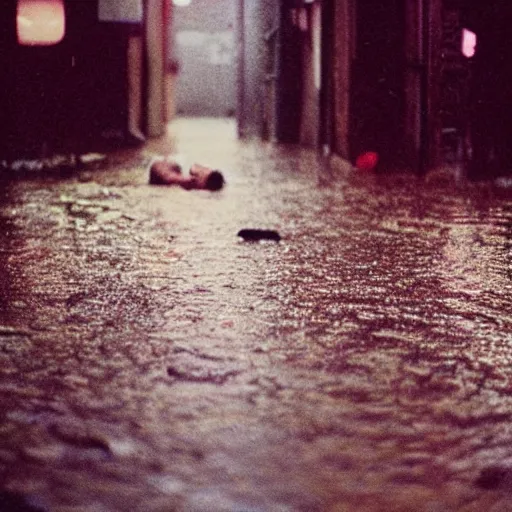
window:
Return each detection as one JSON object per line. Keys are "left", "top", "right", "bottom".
{"left": 462, "top": 28, "right": 476, "bottom": 58}
{"left": 17, "top": 0, "right": 65, "bottom": 46}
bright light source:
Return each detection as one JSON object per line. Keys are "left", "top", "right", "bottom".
{"left": 173, "top": 0, "right": 192, "bottom": 6}
{"left": 17, "top": 0, "right": 65, "bottom": 46}
{"left": 462, "top": 28, "right": 476, "bottom": 58}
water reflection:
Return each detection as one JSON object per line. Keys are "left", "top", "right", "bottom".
{"left": 0, "top": 122, "right": 511, "bottom": 510}
{"left": 0, "top": 180, "right": 18, "bottom": 324}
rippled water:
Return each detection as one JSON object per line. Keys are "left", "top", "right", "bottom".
{"left": 0, "top": 119, "right": 511, "bottom": 511}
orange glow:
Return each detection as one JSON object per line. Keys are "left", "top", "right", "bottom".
{"left": 17, "top": 0, "right": 65, "bottom": 46}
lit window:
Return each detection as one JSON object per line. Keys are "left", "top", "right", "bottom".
{"left": 462, "top": 28, "right": 476, "bottom": 58}
{"left": 17, "top": 0, "right": 65, "bottom": 46}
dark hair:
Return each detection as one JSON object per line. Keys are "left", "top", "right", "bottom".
{"left": 205, "top": 170, "right": 225, "bottom": 191}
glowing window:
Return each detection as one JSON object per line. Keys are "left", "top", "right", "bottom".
{"left": 462, "top": 28, "right": 476, "bottom": 58}
{"left": 17, "top": 0, "right": 65, "bottom": 46}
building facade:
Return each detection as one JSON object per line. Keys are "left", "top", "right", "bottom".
{"left": 1, "top": 0, "right": 511, "bottom": 178}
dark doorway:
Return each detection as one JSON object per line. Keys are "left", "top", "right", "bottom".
{"left": 437, "top": 3, "right": 472, "bottom": 171}
{"left": 458, "top": 1, "right": 512, "bottom": 179}
{"left": 275, "top": 3, "right": 306, "bottom": 144}
{"left": 349, "top": 0, "right": 406, "bottom": 168}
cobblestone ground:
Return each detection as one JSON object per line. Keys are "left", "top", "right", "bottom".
{"left": 0, "top": 118, "right": 511, "bottom": 512}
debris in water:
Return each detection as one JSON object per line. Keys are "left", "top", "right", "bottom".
{"left": 475, "top": 465, "right": 512, "bottom": 490}
{"left": 237, "top": 229, "right": 281, "bottom": 242}
{"left": 79, "top": 153, "right": 106, "bottom": 164}
{"left": 0, "top": 491, "right": 45, "bottom": 512}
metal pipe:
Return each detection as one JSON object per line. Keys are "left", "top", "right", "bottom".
{"left": 419, "top": 0, "right": 429, "bottom": 174}
{"left": 236, "top": 0, "right": 245, "bottom": 138}
{"left": 319, "top": 0, "right": 334, "bottom": 154}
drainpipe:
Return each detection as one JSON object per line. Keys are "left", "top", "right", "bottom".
{"left": 237, "top": 0, "right": 245, "bottom": 138}
{"left": 275, "top": 1, "right": 285, "bottom": 142}
{"left": 419, "top": 0, "right": 429, "bottom": 174}
{"left": 319, "top": 0, "right": 333, "bottom": 155}
{"left": 145, "top": 0, "right": 165, "bottom": 137}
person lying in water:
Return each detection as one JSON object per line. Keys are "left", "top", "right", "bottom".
{"left": 149, "top": 159, "right": 225, "bottom": 191}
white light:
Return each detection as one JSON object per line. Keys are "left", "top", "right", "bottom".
{"left": 173, "top": 0, "right": 191, "bottom": 6}
{"left": 462, "top": 28, "right": 476, "bottom": 58}
{"left": 17, "top": 0, "right": 65, "bottom": 46}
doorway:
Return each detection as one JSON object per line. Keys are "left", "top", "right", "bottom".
{"left": 169, "top": 0, "right": 237, "bottom": 118}
{"left": 349, "top": 0, "right": 406, "bottom": 168}
{"left": 454, "top": 1, "right": 512, "bottom": 178}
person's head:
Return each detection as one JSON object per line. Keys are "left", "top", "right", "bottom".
{"left": 204, "top": 170, "right": 225, "bottom": 191}
{"left": 189, "top": 164, "right": 225, "bottom": 191}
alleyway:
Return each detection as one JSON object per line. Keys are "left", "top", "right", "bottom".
{"left": 0, "top": 118, "right": 511, "bottom": 512}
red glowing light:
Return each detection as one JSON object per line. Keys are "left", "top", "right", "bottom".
{"left": 17, "top": 0, "right": 65, "bottom": 46}
{"left": 355, "top": 151, "right": 379, "bottom": 171}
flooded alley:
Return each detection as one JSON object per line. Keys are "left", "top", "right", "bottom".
{"left": 0, "top": 118, "right": 511, "bottom": 512}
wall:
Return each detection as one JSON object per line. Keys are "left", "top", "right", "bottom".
{"left": 146, "top": 0, "right": 165, "bottom": 136}
{"left": 331, "top": 0, "right": 352, "bottom": 159}
{"left": 349, "top": 0, "right": 406, "bottom": 167}
{"left": 238, "top": 0, "right": 279, "bottom": 139}
{"left": 0, "top": 0, "right": 129, "bottom": 159}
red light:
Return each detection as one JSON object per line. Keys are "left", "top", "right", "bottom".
{"left": 17, "top": 0, "right": 65, "bottom": 46}
{"left": 355, "top": 151, "right": 379, "bottom": 171}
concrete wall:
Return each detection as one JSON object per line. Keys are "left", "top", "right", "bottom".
{"left": 238, "top": 0, "right": 279, "bottom": 139}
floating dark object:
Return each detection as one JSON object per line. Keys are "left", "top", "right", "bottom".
{"left": 475, "top": 465, "right": 512, "bottom": 489}
{"left": 237, "top": 229, "right": 281, "bottom": 242}
{"left": 0, "top": 490, "right": 46, "bottom": 512}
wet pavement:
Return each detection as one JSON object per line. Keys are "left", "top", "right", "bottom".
{"left": 0, "top": 118, "right": 511, "bottom": 511}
